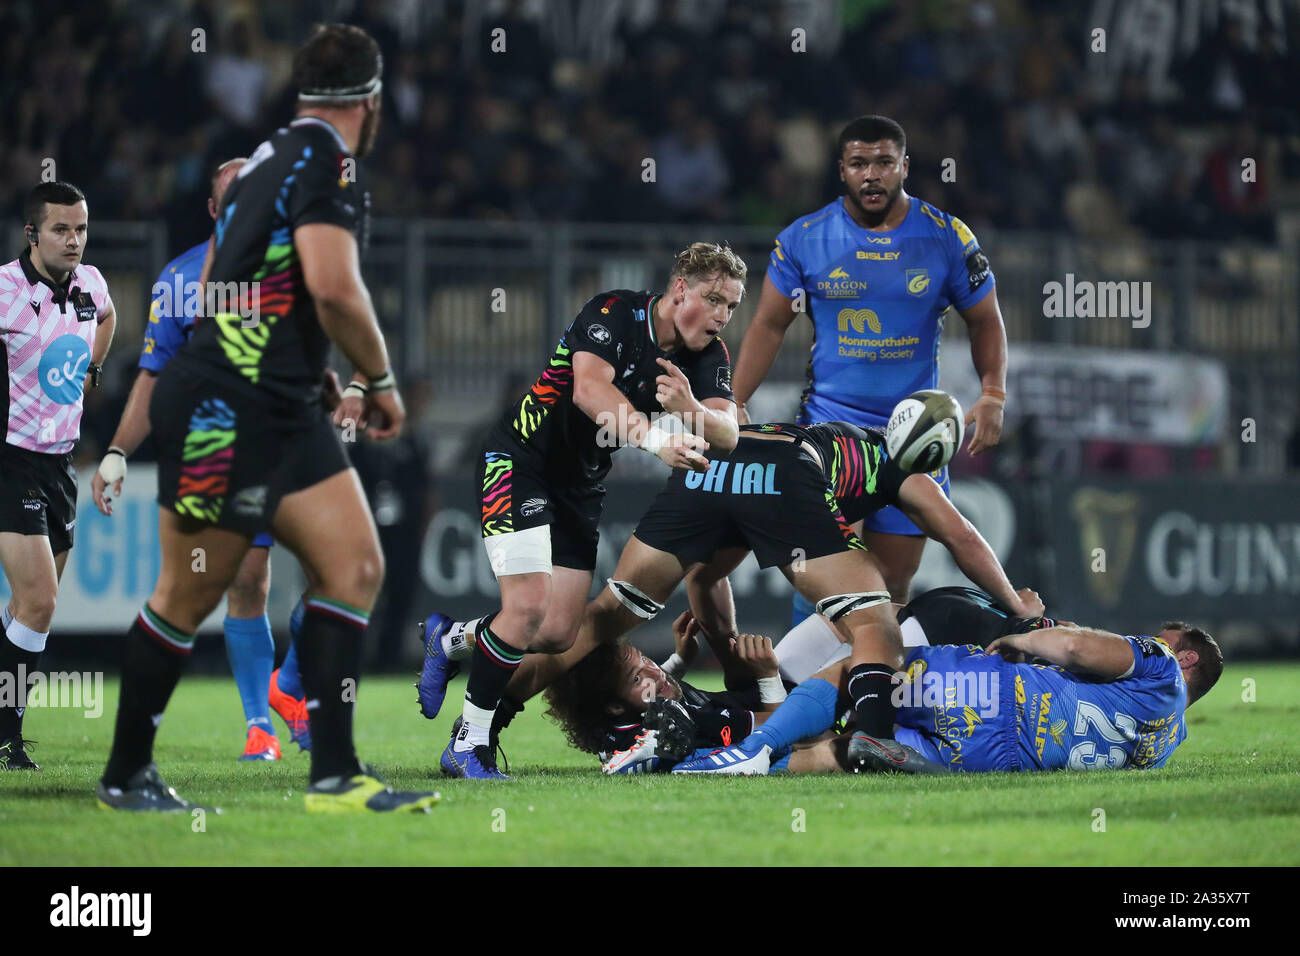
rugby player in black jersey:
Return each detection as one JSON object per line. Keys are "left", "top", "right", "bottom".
{"left": 425, "top": 242, "right": 745, "bottom": 779}
{"left": 98, "top": 24, "right": 440, "bottom": 812}
{"left": 433, "top": 412, "right": 1042, "bottom": 775}
{"left": 546, "top": 611, "right": 787, "bottom": 772}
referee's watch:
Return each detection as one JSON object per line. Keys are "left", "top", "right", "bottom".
{"left": 87, "top": 363, "right": 103, "bottom": 388}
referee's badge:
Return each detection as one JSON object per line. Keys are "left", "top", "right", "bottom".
{"left": 73, "top": 291, "right": 97, "bottom": 322}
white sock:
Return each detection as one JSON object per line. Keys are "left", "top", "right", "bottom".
{"left": 443, "top": 617, "right": 480, "bottom": 662}
{"left": 454, "top": 700, "right": 496, "bottom": 752}
{"left": 4, "top": 614, "right": 48, "bottom": 653}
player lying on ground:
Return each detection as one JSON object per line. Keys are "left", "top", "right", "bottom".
{"left": 544, "top": 610, "right": 793, "bottom": 773}
{"left": 428, "top": 242, "right": 745, "bottom": 779}
{"left": 673, "top": 592, "right": 1224, "bottom": 775}
{"left": 549, "top": 586, "right": 1025, "bottom": 774}
{"left": 422, "top": 413, "right": 1043, "bottom": 775}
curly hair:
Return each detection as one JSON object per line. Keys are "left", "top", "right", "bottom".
{"left": 667, "top": 241, "right": 748, "bottom": 288}
{"left": 544, "top": 643, "right": 633, "bottom": 756}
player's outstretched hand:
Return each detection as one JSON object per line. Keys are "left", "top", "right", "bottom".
{"left": 731, "top": 633, "right": 779, "bottom": 680}
{"left": 671, "top": 609, "right": 701, "bottom": 665}
{"left": 365, "top": 388, "right": 406, "bottom": 440}
{"left": 92, "top": 451, "right": 126, "bottom": 517}
{"left": 654, "top": 357, "right": 698, "bottom": 416}
{"left": 985, "top": 635, "right": 1027, "bottom": 663}
{"left": 964, "top": 396, "right": 1004, "bottom": 456}
{"left": 657, "top": 431, "right": 709, "bottom": 471}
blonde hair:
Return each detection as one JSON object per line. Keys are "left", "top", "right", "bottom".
{"left": 668, "top": 241, "right": 748, "bottom": 287}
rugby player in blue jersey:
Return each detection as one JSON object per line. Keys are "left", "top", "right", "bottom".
{"left": 730, "top": 115, "right": 1009, "bottom": 618}
{"left": 90, "top": 160, "right": 313, "bottom": 761}
{"left": 674, "top": 598, "right": 1223, "bottom": 776}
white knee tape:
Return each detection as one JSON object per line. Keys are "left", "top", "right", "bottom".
{"left": 814, "top": 591, "right": 891, "bottom": 623}
{"left": 607, "top": 579, "right": 664, "bottom": 620}
{"left": 775, "top": 613, "right": 849, "bottom": 685}
{"left": 483, "top": 525, "right": 552, "bottom": 577}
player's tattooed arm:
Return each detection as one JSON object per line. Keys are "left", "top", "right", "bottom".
{"left": 958, "top": 292, "right": 1008, "bottom": 456}
{"left": 574, "top": 352, "right": 710, "bottom": 470}
{"left": 654, "top": 358, "right": 739, "bottom": 453}
{"left": 987, "top": 626, "right": 1135, "bottom": 681}
{"left": 897, "top": 473, "right": 1040, "bottom": 618}
{"left": 730, "top": 276, "right": 799, "bottom": 418}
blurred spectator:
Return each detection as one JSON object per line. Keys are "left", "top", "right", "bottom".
{"left": 0, "top": 0, "right": 1294, "bottom": 242}
{"left": 652, "top": 100, "right": 731, "bottom": 220}
{"left": 204, "top": 20, "right": 271, "bottom": 133}
{"left": 1202, "top": 120, "right": 1277, "bottom": 242}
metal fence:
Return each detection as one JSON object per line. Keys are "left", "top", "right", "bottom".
{"left": 30, "top": 219, "right": 1300, "bottom": 476}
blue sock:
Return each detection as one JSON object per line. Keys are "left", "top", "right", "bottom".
{"left": 744, "top": 678, "right": 839, "bottom": 753}
{"left": 225, "top": 614, "right": 275, "bottom": 732}
{"left": 277, "top": 597, "right": 305, "bottom": 698}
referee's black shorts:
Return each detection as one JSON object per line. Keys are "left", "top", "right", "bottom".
{"left": 633, "top": 435, "right": 866, "bottom": 569}
{"left": 0, "top": 440, "right": 78, "bottom": 554}
{"left": 150, "top": 366, "right": 349, "bottom": 537}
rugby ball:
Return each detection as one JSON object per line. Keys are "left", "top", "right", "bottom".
{"left": 885, "top": 390, "right": 964, "bottom": 473}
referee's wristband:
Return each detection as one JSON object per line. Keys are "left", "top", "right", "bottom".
{"left": 342, "top": 381, "right": 368, "bottom": 400}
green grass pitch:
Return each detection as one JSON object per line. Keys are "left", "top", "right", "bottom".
{"left": 3, "top": 663, "right": 1298, "bottom": 866}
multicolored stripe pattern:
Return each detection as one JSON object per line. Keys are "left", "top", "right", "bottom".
{"left": 175, "top": 397, "right": 237, "bottom": 522}
{"left": 481, "top": 452, "right": 513, "bottom": 536}
{"left": 477, "top": 624, "right": 525, "bottom": 670}
{"left": 211, "top": 150, "right": 311, "bottom": 385}
{"left": 829, "top": 434, "right": 882, "bottom": 501}
{"left": 138, "top": 604, "right": 197, "bottom": 655}
{"left": 822, "top": 486, "right": 868, "bottom": 551}
{"left": 512, "top": 338, "right": 573, "bottom": 442}
{"left": 304, "top": 596, "right": 371, "bottom": 630}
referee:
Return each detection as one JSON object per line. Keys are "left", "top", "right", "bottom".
{"left": 730, "top": 115, "right": 1010, "bottom": 619}
{"left": 0, "top": 182, "right": 117, "bottom": 769}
